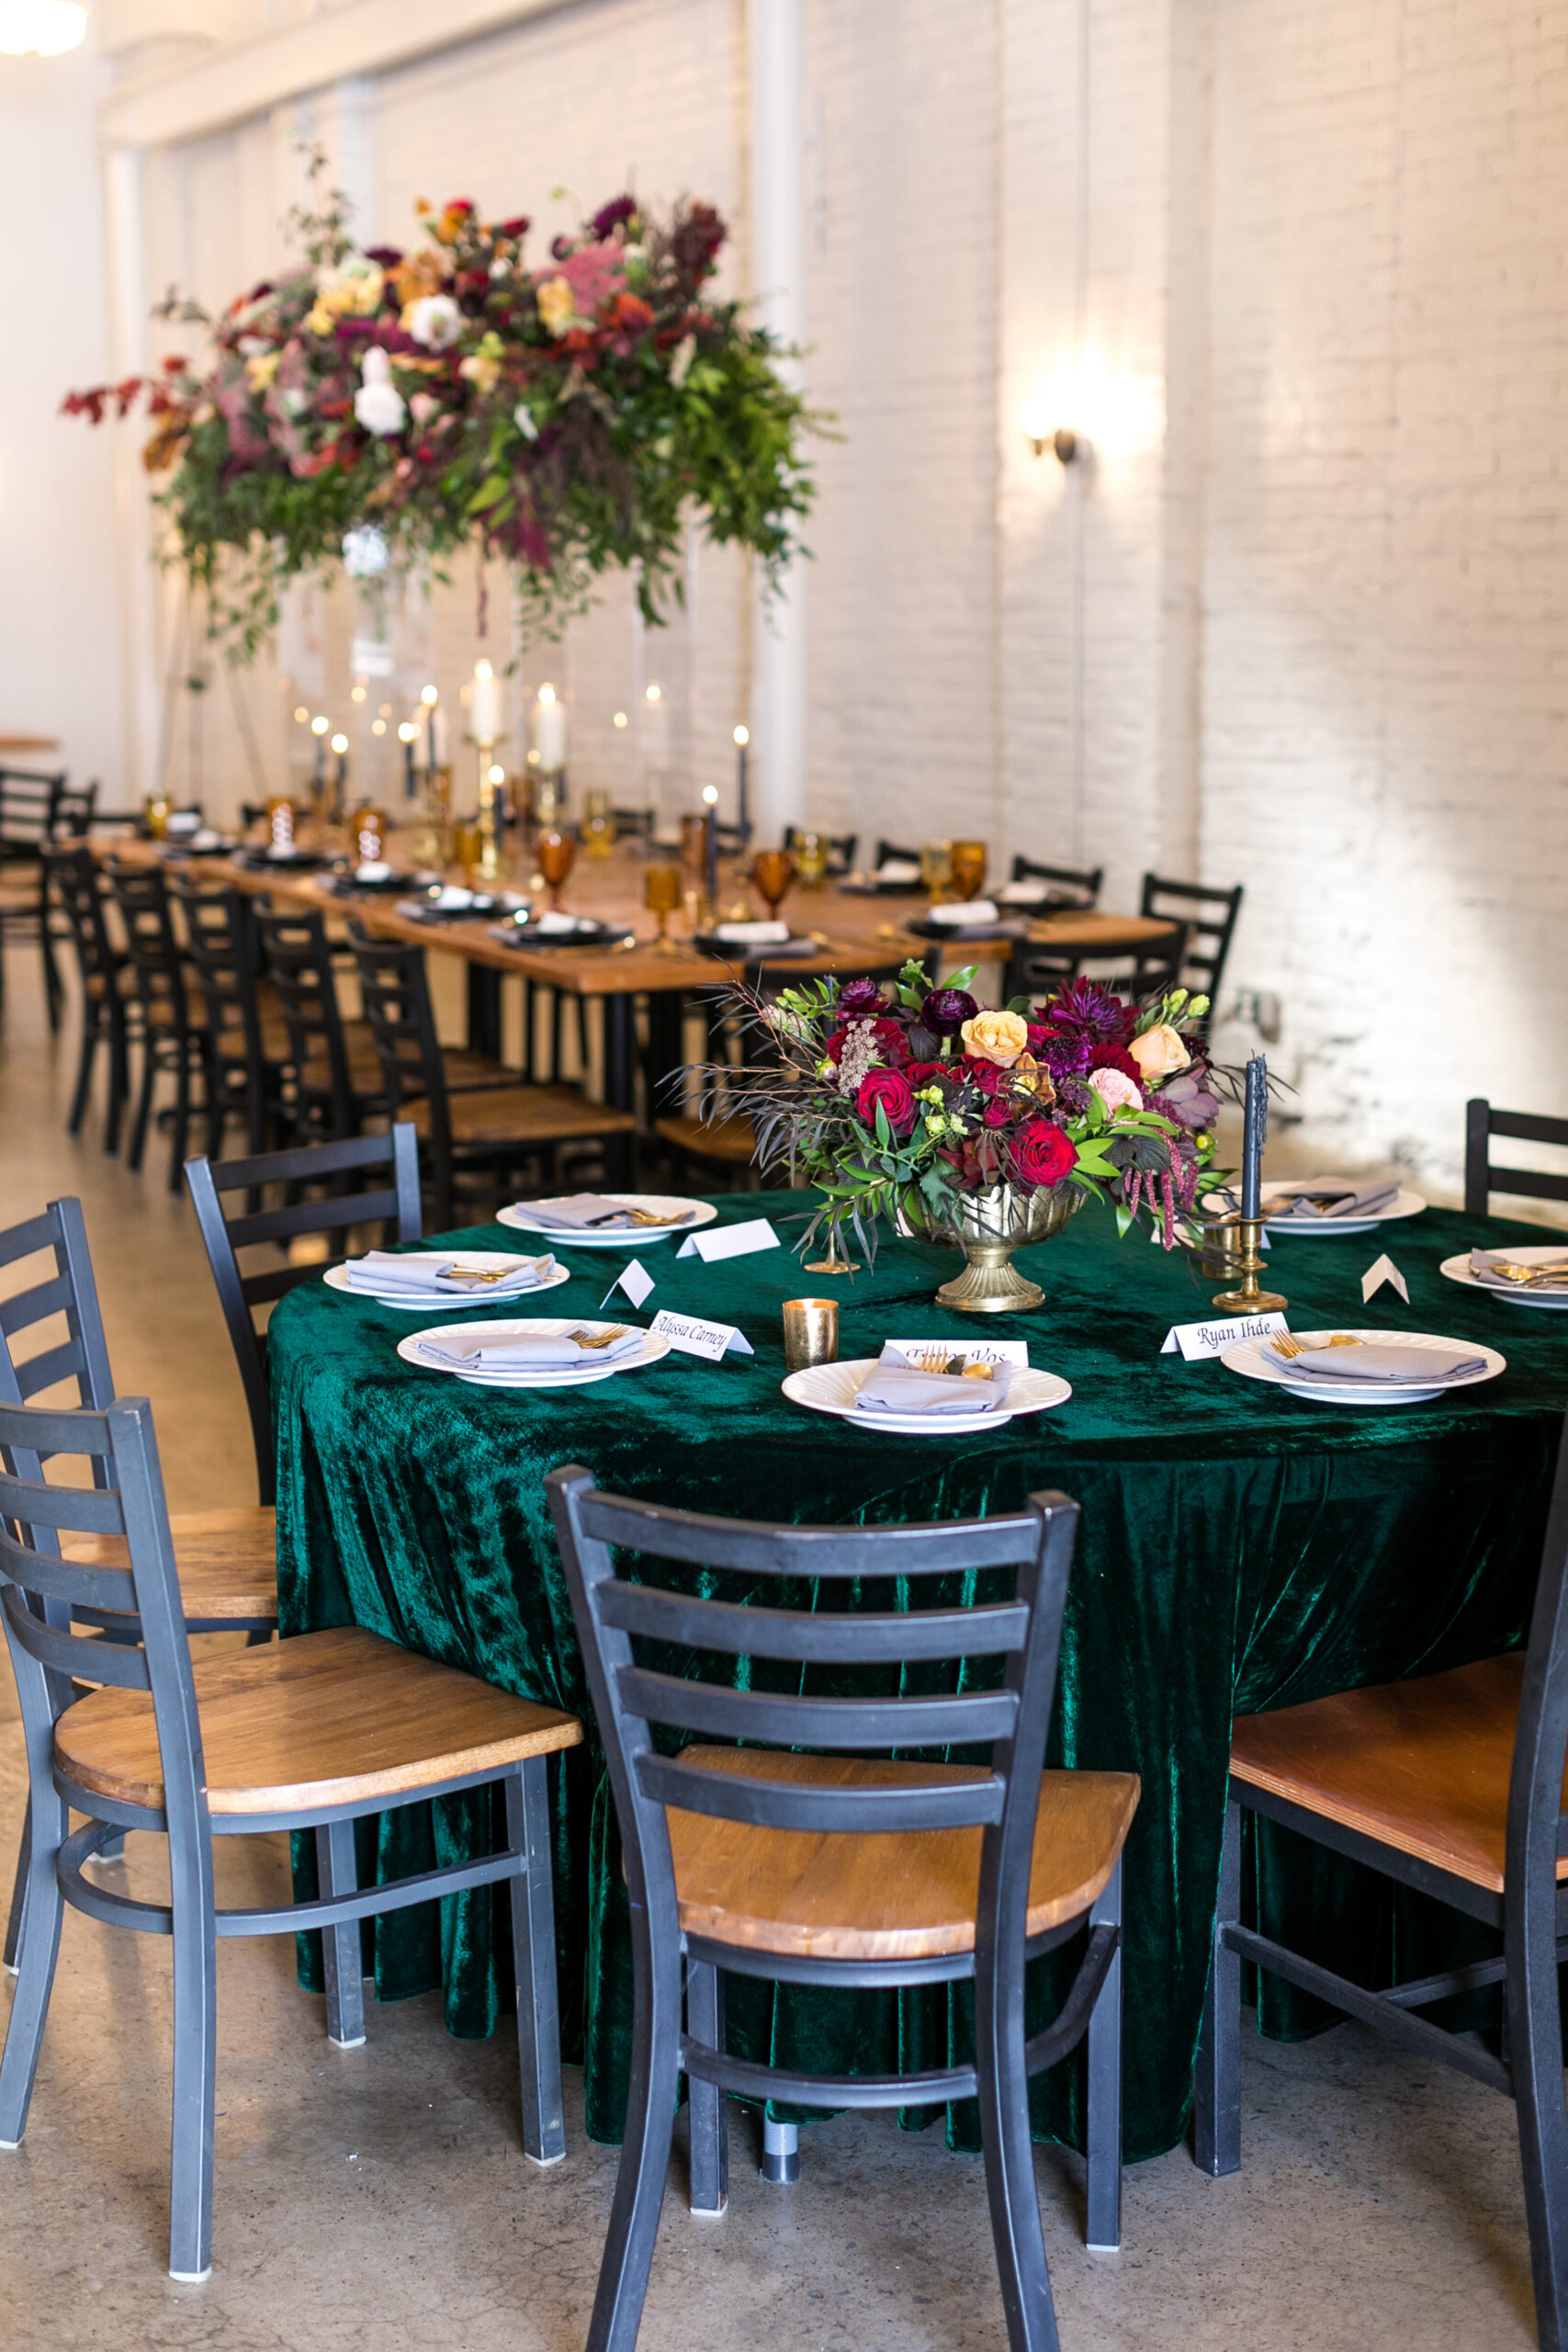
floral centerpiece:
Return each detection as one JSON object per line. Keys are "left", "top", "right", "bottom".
{"left": 64, "top": 162, "right": 817, "bottom": 656}
{"left": 710, "top": 962, "right": 1226, "bottom": 1311}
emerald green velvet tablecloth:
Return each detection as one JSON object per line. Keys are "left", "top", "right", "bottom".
{"left": 267, "top": 1192, "right": 1568, "bottom": 2163}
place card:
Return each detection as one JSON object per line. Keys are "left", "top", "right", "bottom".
{"left": 649, "top": 1308, "right": 755, "bottom": 1362}
{"left": 600, "top": 1259, "right": 655, "bottom": 1311}
{"left": 675, "top": 1217, "right": 781, "bottom": 1263}
{"left": 887, "top": 1337, "right": 1029, "bottom": 1367}
{"left": 1361, "top": 1253, "right": 1409, "bottom": 1305}
{"left": 1161, "top": 1310, "right": 1289, "bottom": 1363}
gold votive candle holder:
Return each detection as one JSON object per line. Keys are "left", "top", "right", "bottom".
{"left": 783, "top": 1298, "right": 839, "bottom": 1372}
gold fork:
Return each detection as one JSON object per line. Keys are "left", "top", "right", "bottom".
{"left": 1269, "top": 1333, "right": 1363, "bottom": 1359}
{"left": 912, "top": 1349, "right": 993, "bottom": 1379}
{"left": 1485, "top": 1260, "right": 1568, "bottom": 1286}
{"left": 565, "top": 1325, "right": 630, "bottom": 1351}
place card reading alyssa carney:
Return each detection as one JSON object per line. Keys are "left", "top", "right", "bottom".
{"left": 648, "top": 1308, "right": 755, "bottom": 1362}
{"left": 1161, "top": 1310, "right": 1289, "bottom": 1363}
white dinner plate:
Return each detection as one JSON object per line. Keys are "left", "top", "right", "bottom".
{"left": 782, "top": 1358, "right": 1072, "bottom": 1434}
{"left": 1260, "top": 1180, "right": 1427, "bottom": 1237}
{"left": 497, "top": 1194, "right": 719, "bottom": 1248}
{"left": 1439, "top": 1246, "right": 1568, "bottom": 1310}
{"left": 1221, "top": 1328, "right": 1506, "bottom": 1405}
{"left": 396, "top": 1317, "right": 671, "bottom": 1388}
{"left": 324, "top": 1252, "right": 570, "bottom": 1310}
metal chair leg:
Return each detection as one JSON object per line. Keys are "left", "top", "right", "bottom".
{"left": 66, "top": 1016, "right": 98, "bottom": 1137}
{"left": 976, "top": 1950, "right": 1061, "bottom": 2352}
{"left": 316, "top": 1818, "right": 366, "bottom": 2049}
{"left": 685, "top": 1959, "right": 728, "bottom": 2213}
{"left": 2, "top": 1806, "right": 29, "bottom": 1973}
{"left": 166, "top": 1818, "right": 218, "bottom": 2281}
{"left": 1193, "top": 1796, "right": 1242, "bottom": 2177}
{"left": 585, "top": 1913, "right": 682, "bottom": 2352}
{"left": 1085, "top": 1859, "right": 1123, "bottom": 2251}
{"left": 1506, "top": 1892, "right": 1568, "bottom": 2351}
{"left": 105, "top": 1016, "right": 130, "bottom": 1155}
{"left": 127, "top": 1044, "right": 156, "bottom": 1171}
{"left": 0, "top": 1782, "right": 66, "bottom": 2145}
{"left": 506, "top": 1757, "right": 564, "bottom": 2165}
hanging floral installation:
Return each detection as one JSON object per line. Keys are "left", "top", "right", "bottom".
{"left": 65, "top": 161, "right": 818, "bottom": 658}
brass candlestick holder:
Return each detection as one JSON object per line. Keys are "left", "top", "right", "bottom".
{"left": 1211, "top": 1216, "right": 1287, "bottom": 1316}
{"left": 476, "top": 739, "right": 499, "bottom": 882}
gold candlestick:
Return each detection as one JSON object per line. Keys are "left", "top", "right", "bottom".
{"left": 476, "top": 740, "right": 499, "bottom": 882}
{"left": 1211, "top": 1217, "right": 1287, "bottom": 1316}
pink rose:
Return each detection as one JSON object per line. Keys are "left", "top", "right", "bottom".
{"left": 1088, "top": 1067, "right": 1143, "bottom": 1114}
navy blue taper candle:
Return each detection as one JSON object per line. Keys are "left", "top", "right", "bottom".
{"left": 1241, "top": 1052, "right": 1267, "bottom": 1221}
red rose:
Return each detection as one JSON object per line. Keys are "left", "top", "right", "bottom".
{"left": 958, "top": 1055, "right": 1010, "bottom": 1097}
{"left": 904, "top": 1061, "right": 951, "bottom": 1086}
{"left": 856, "top": 1069, "right": 917, "bottom": 1136}
{"left": 982, "top": 1099, "right": 1012, "bottom": 1129}
{"left": 1010, "top": 1119, "right": 1077, "bottom": 1189}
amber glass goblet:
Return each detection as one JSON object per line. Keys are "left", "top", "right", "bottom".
{"left": 536, "top": 827, "right": 576, "bottom": 910}
{"left": 644, "top": 860, "right": 682, "bottom": 953}
{"left": 750, "top": 848, "right": 795, "bottom": 918}
{"left": 949, "top": 840, "right": 987, "bottom": 901}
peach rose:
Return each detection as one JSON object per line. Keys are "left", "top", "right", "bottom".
{"left": 1127, "top": 1023, "right": 1191, "bottom": 1083}
{"left": 1088, "top": 1066, "right": 1143, "bottom": 1114}
{"left": 959, "top": 1008, "right": 1030, "bottom": 1068}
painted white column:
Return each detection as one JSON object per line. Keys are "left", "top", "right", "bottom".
{"left": 746, "top": 0, "right": 806, "bottom": 844}
{"left": 102, "top": 137, "right": 159, "bottom": 802}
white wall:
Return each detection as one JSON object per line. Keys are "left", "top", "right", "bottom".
{"left": 19, "top": 0, "right": 1568, "bottom": 1187}
{"left": 0, "top": 40, "right": 125, "bottom": 797}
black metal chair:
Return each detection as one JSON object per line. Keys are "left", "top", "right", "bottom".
{"left": 1010, "top": 855, "right": 1105, "bottom": 907}
{"left": 0, "top": 1389, "right": 582, "bottom": 2278}
{"left": 874, "top": 837, "right": 922, "bottom": 872}
{"left": 1465, "top": 1102, "right": 1568, "bottom": 1220}
{"left": 104, "top": 859, "right": 209, "bottom": 1187}
{"left": 166, "top": 874, "right": 288, "bottom": 1159}
{"left": 0, "top": 1194, "right": 279, "bottom": 1976}
{"left": 185, "top": 1124, "right": 422, "bottom": 1509}
{"left": 1195, "top": 1408, "right": 1568, "bottom": 2352}
{"left": 548, "top": 1469, "right": 1137, "bottom": 2352}
{"left": 42, "top": 845, "right": 136, "bottom": 1150}
{"left": 0, "top": 768, "right": 66, "bottom": 1025}
{"left": 254, "top": 903, "right": 387, "bottom": 1142}
{"left": 1138, "top": 875, "right": 1243, "bottom": 1008}
{"left": 348, "top": 928, "right": 637, "bottom": 1231}
{"left": 1006, "top": 922, "right": 1189, "bottom": 1012}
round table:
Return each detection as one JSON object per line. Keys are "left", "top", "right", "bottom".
{"left": 267, "top": 1190, "right": 1566, "bottom": 2160}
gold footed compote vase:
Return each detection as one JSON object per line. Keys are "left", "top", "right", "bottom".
{"left": 931, "top": 1182, "right": 1083, "bottom": 1313}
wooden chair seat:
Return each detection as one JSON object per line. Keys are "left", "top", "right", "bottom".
{"left": 54, "top": 1623, "right": 581, "bottom": 1816}
{"left": 664, "top": 1747, "right": 1140, "bottom": 1961}
{"left": 1228, "top": 1653, "right": 1563, "bottom": 1894}
{"left": 62, "top": 1505, "right": 279, "bottom": 1624}
{"left": 654, "top": 1114, "right": 758, "bottom": 1167}
{"left": 403, "top": 1083, "right": 637, "bottom": 1147}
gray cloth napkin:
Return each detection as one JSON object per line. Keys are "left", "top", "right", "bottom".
{"left": 1470, "top": 1248, "right": 1568, "bottom": 1294}
{"left": 1280, "top": 1341, "right": 1485, "bottom": 1385}
{"left": 346, "top": 1250, "right": 555, "bottom": 1296}
{"left": 1266, "top": 1182, "right": 1401, "bottom": 1220}
{"left": 853, "top": 1350, "right": 1015, "bottom": 1415}
{"left": 515, "top": 1194, "right": 661, "bottom": 1230}
{"left": 415, "top": 1328, "right": 645, "bottom": 1370}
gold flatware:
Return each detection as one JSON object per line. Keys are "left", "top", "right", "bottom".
{"left": 581, "top": 1205, "right": 697, "bottom": 1228}
{"left": 1483, "top": 1259, "right": 1568, "bottom": 1286}
{"left": 911, "top": 1349, "right": 994, "bottom": 1379}
{"left": 1269, "top": 1333, "right": 1362, "bottom": 1360}
{"left": 440, "top": 1264, "right": 530, "bottom": 1285}
{"left": 564, "top": 1325, "right": 629, "bottom": 1351}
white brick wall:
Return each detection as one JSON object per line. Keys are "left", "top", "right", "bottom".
{"left": 37, "top": 0, "right": 1568, "bottom": 1186}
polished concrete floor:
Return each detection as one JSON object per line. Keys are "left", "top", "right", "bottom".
{"left": 0, "top": 947, "right": 1547, "bottom": 2349}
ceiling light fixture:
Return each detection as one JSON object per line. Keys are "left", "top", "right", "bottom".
{"left": 0, "top": 1, "right": 86, "bottom": 56}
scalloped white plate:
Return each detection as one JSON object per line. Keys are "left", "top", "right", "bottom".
{"left": 783, "top": 1357, "right": 1071, "bottom": 1434}
{"left": 1439, "top": 1247, "right": 1568, "bottom": 1309}
{"left": 396, "top": 1317, "right": 671, "bottom": 1388}
{"left": 498, "top": 1194, "right": 717, "bottom": 1247}
{"left": 1261, "top": 1180, "right": 1427, "bottom": 1237}
{"left": 325, "top": 1252, "right": 569, "bottom": 1310}
{"left": 1221, "top": 1327, "right": 1505, "bottom": 1405}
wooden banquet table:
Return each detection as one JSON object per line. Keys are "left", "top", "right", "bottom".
{"left": 96, "top": 829, "right": 1179, "bottom": 1109}
{"left": 265, "top": 1189, "right": 1568, "bottom": 2164}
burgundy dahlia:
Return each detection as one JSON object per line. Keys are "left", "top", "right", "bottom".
{"left": 1041, "top": 978, "right": 1127, "bottom": 1041}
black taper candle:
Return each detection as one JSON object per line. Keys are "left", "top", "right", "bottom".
{"left": 1241, "top": 1053, "right": 1267, "bottom": 1221}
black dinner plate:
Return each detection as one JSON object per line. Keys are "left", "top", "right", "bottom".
{"left": 903, "top": 917, "right": 1030, "bottom": 943}
{"left": 324, "top": 867, "right": 425, "bottom": 896}
{"left": 396, "top": 888, "right": 532, "bottom": 922}
{"left": 836, "top": 876, "right": 926, "bottom": 896}
{"left": 238, "top": 846, "right": 327, "bottom": 872}
{"left": 692, "top": 933, "right": 823, "bottom": 959}
{"left": 486, "top": 917, "right": 634, "bottom": 950}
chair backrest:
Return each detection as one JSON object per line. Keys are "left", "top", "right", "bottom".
{"left": 610, "top": 807, "right": 655, "bottom": 840}
{"left": 0, "top": 1199, "right": 115, "bottom": 1429}
{"left": 1010, "top": 855, "right": 1104, "bottom": 905}
{"left": 0, "top": 768, "right": 65, "bottom": 858}
{"left": 1464, "top": 1100, "right": 1568, "bottom": 1218}
{"left": 347, "top": 923, "right": 449, "bottom": 1136}
{"left": 105, "top": 860, "right": 190, "bottom": 1029}
{"left": 784, "top": 826, "right": 857, "bottom": 875}
{"left": 1138, "top": 875, "right": 1243, "bottom": 1005}
{"left": 255, "top": 903, "right": 360, "bottom": 1137}
{"left": 41, "top": 845, "right": 118, "bottom": 994}
{"left": 0, "top": 1394, "right": 212, "bottom": 1871}
{"left": 184, "top": 1125, "right": 422, "bottom": 1508}
{"left": 875, "top": 838, "right": 921, "bottom": 870}
{"left": 167, "top": 874, "right": 263, "bottom": 1068}
{"left": 1010, "top": 922, "right": 1189, "bottom": 1009}
{"left": 549, "top": 1468, "right": 1078, "bottom": 1962}
{"left": 1507, "top": 1411, "right": 1568, "bottom": 1942}
{"left": 50, "top": 781, "right": 97, "bottom": 840}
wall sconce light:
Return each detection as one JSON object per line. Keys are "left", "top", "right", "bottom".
{"left": 1020, "top": 398, "right": 1081, "bottom": 464}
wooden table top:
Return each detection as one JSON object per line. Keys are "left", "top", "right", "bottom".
{"left": 96, "top": 828, "right": 1177, "bottom": 997}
